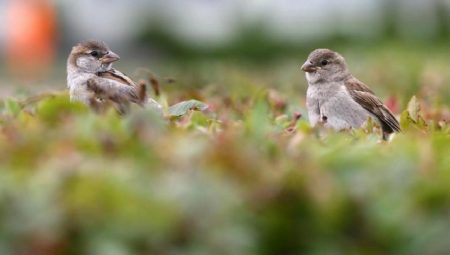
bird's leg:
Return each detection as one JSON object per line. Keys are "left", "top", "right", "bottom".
{"left": 318, "top": 106, "right": 328, "bottom": 125}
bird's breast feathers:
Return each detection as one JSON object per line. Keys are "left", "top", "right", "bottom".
{"left": 306, "top": 81, "right": 343, "bottom": 100}
{"left": 307, "top": 82, "right": 370, "bottom": 129}
{"left": 67, "top": 72, "right": 96, "bottom": 90}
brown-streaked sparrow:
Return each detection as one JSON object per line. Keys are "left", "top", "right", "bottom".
{"left": 67, "top": 40, "right": 160, "bottom": 114}
{"left": 301, "top": 49, "right": 400, "bottom": 140}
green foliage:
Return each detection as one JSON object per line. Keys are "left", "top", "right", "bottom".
{"left": 3, "top": 99, "right": 21, "bottom": 116}
{"left": 167, "top": 99, "right": 208, "bottom": 117}
{"left": 0, "top": 57, "right": 449, "bottom": 254}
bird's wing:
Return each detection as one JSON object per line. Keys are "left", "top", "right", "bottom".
{"left": 345, "top": 78, "right": 401, "bottom": 133}
{"left": 95, "top": 69, "right": 147, "bottom": 105}
{"left": 344, "top": 77, "right": 375, "bottom": 95}
{"left": 88, "top": 76, "right": 140, "bottom": 104}
{"left": 97, "top": 69, "right": 136, "bottom": 86}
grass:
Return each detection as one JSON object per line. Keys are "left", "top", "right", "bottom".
{"left": 0, "top": 44, "right": 448, "bottom": 255}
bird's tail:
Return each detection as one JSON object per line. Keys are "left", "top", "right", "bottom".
{"left": 379, "top": 106, "right": 401, "bottom": 140}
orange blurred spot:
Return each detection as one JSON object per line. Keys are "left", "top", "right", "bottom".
{"left": 6, "top": 0, "right": 56, "bottom": 78}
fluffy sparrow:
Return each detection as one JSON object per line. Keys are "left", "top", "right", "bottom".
{"left": 67, "top": 40, "right": 158, "bottom": 114}
{"left": 301, "top": 49, "right": 400, "bottom": 140}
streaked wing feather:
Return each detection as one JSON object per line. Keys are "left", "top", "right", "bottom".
{"left": 97, "top": 69, "right": 136, "bottom": 86}
{"left": 345, "top": 77, "right": 375, "bottom": 95}
{"left": 90, "top": 77, "right": 140, "bottom": 103}
{"left": 345, "top": 79, "right": 400, "bottom": 133}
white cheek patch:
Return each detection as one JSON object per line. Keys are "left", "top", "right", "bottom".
{"left": 76, "top": 56, "right": 100, "bottom": 72}
{"left": 76, "top": 57, "right": 89, "bottom": 69}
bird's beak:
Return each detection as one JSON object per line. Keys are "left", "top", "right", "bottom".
{"left": 301, "top": 61, "right": 317, "bottom": 73}
{"left": 100, "top": 51, "right": 120, "bottom": 64}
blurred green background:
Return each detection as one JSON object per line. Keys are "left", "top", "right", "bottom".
{"left": 0, "top": 0, "right": 450, "bottom": 102}
{"left": 0, "top": 1, "right": 449, "bottom": 255}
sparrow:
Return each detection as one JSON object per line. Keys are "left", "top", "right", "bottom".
{"left": 301, "top": 49, "right": 400, "bottom": 140}
{"left": 67, "top": 40, "right": 156, "bottom": 114}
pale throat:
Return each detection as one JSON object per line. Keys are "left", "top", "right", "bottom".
{"left": 306, "top": 70, "right": 350, "bottom": 85}
{"left": 99, "top": 63, "right": 113, "bottom": 72}
{"left": 305, "top": 72, "right": 324, "bottom": 85}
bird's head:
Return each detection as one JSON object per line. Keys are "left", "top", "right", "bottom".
{"left": 301, "top": 49, "right": 350, "bottom": 84}
{"left": 68, "top": 40, "right": 120, "bottom": 73}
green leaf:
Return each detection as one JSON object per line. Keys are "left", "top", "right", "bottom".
{"left": 400, "top": 110, "right": 411, "bottom": 130}
{"left": 407, "top": 95, "right": 420, "bottom": 122}
{"left": 36, "top": 95, "right": 88, "bottom": 126}
{"left": 4, "top": 99, "right": 21, "bottom": 116}
{"left": 167, "top": 100, "right": 208, "bottom": 117}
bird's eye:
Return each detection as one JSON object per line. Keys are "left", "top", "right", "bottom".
{"left": 321, "top": 60, "right": 329, "bottom": 66}
{"left": 90, "top": 51, "right": 99, "bottom": 57}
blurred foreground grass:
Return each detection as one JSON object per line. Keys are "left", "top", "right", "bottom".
{"left": 0, "top": 44, "right": 449, "bottom": 255}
